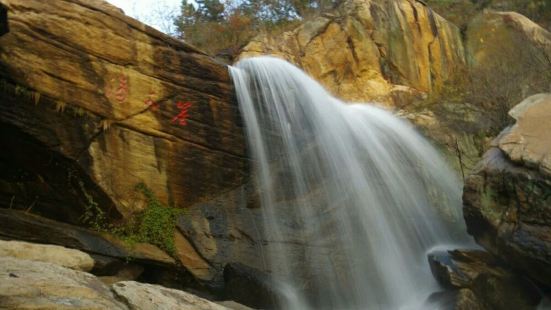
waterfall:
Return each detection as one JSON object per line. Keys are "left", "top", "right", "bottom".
{"left": 229, "top": 57, "right": 468, "bottom": 310}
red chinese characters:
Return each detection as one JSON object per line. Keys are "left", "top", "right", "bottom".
{"left": 106, "top": 74, "right": 129, "bottom": 103}
{"left": 144, "top": 91, "right": 159, "bottom": 110}
{"left": 172, "top": 101, "right": 192, "bottom": 126}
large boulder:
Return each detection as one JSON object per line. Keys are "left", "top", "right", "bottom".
{"left": 0, "top": 256, "right": 127, "bottom": 309}
{"left": 465, "top": 10, "right": 551, "bottom": 126}
{"left": 0, "top": 208, "right": 175, "bottom": 267}
{"left": 0, "top": 0, "right": 248, "bottom": 225}
{"left": 111, "top": 281, "right": 230, "bottom": 310}
{"left": 0, "top": 255, "right": 241, "bottom": 310}
{"left": 0, "top": 239, "right": 94, "bottom": 271}
{"left": 239, "top": 0, "right": 465, "bottom": 107}
{"left": 223, "top": 263, "right": 284, "bottom": 309}
{"left": 463, "top": 94, "right": 551, "bottom": 287}
{"left": 0, "top": 208, "right": 203, "bottom": 292}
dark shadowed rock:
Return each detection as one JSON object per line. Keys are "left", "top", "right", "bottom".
{"left": 427, "top": 249, "right": 542, "bottom": 310}
{"left": 455, "top": 289, "right": 486, "bottom": 310}
{"left": 0, "top": 208, "right": 174, "bottom": 266}
{"left": 471, "top": 272, "right": 541, "bottom": 310}
{"left": 224, "top": 263, "right": 283, "bottom": 309}
{"left": 426, "top": 289, "right": 487, "bottom": 310}
{"left": 0, "top": 3, "right": 7, "bottom": 36}
{"left": 0, "top": 208, "right": 209, "bottom": 291}
{"left": 427, "top": 250, "right": 511, "bottom": 289}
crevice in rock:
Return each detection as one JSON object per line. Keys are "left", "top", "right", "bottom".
{"left": 300, "top": 18, "right": 334, "bottom": 51}
{"left": 109, "top": 286, "right": 133, "bottom": 310}
{"left": 0, "top": 122, "right": 121, "bottom": 224}
{"left": 346, "top": 36, "right": 360, "bottom": 64}
{"left": 175, "top": 226, "right": 216, "bottom": 269}
{"left": 0, "top": 3, "right": 8, "bottom": 37}
{"left": 427, "top": 7, "right": 440, "bottom": 37}
{"left": 409, "top": 1, "right": 422, "bottom": 33}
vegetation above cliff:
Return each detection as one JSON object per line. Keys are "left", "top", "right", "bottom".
{"left": 171, "top": 0, "right": 551, "bottom": 56}
{"left": 173, "top": 0, "right": 343, "bottom": 55}
{"left": 425, "top": 0, "right": 551, "bottom": 30}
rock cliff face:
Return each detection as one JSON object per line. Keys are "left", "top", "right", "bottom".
{"left": 463, "top": 94, "right": 551, "bottom": 287}
{"left": 238, "top": 1, "right": 551, "bottom": 180}
{"left": 0, "top": 0, "right": 248, "bottom": 223}
{"left": 465, "top": 10, "right": 551, "bottom": 112}
{"left": 1, "top": 1, "right": 551, "bottom": 307}
{"left": 239, "top": 0, "right": 465, "bottom": 107}
{"left": 0, "top": 0, "right": 254, "bottom": 294}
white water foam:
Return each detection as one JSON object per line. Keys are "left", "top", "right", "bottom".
{"left": 230, "top": 56, "right": 469, "bottom": 310}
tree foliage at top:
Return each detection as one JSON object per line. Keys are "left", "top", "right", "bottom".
{"left": 174, "top": 0, "right": 343, "bottom": 56}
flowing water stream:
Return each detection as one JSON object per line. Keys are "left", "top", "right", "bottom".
{"left": 229, "top": 57, "right": 468, "bottom": 310}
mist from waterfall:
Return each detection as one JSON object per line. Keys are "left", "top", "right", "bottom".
{"left": 229, "top": 57, "right": 469, "bottom": 310}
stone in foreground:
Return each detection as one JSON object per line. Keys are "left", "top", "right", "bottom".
{"left": 111, "top": 281, "right": 230, "bottom": 310}
{"left": 0, "top": 256, "right": 126, "bottom": 309}
{"left": 0, "top": 239, "right": 94, "bottom": 271}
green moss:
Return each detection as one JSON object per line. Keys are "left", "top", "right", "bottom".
{"left": 77, "top": 182, "right": 184, "bottom": 256}
{"left": 124, "top": 183, "right": 184, "bottom": 255}
{"left": 78, "top": 180, "right": 108, "bottom": 231}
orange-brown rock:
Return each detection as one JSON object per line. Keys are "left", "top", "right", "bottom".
{"left": 239, "top": 0, "right": 465, "bottom": 107}
{"left": 0, "top": 0, "right": 248, "bottom": 224}
{"left": 173, "top": 230, "right": 215, "bottom": 281}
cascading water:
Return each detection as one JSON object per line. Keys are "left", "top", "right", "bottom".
{"left": 229, "top": 57, "right": 469, "bottom": 310}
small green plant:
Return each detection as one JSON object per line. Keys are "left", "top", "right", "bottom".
{"left": 77, "top": 181, "right": 184, "bottom": 256}
{"left": 1, "top": 79, "right": 41, "bottom": 105}
{"left": 78, "top": 180, "right": 108, "bottom": 231}
{"left": 125, "top": 183, "right": 184, "bottom": 255}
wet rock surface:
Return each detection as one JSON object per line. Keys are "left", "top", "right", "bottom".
{"left": 224, "top": 263, "right": 283, "bottom": 309}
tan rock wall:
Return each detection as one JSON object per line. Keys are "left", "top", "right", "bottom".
{"left": 0, "top": 0, "right": 248, "bottom": 220}
{"left": 239, "top": 0, "right": 465, "bottom": 107}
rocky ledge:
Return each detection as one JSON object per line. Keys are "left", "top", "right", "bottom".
{"left": 0, "top": 239, "right": 252, "bottom": 310}
{"left": 427, "top": 249, "right": 542, "bottom": 309}
{"left": 0, "top": 0, "right": 253, "bottom": 292}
